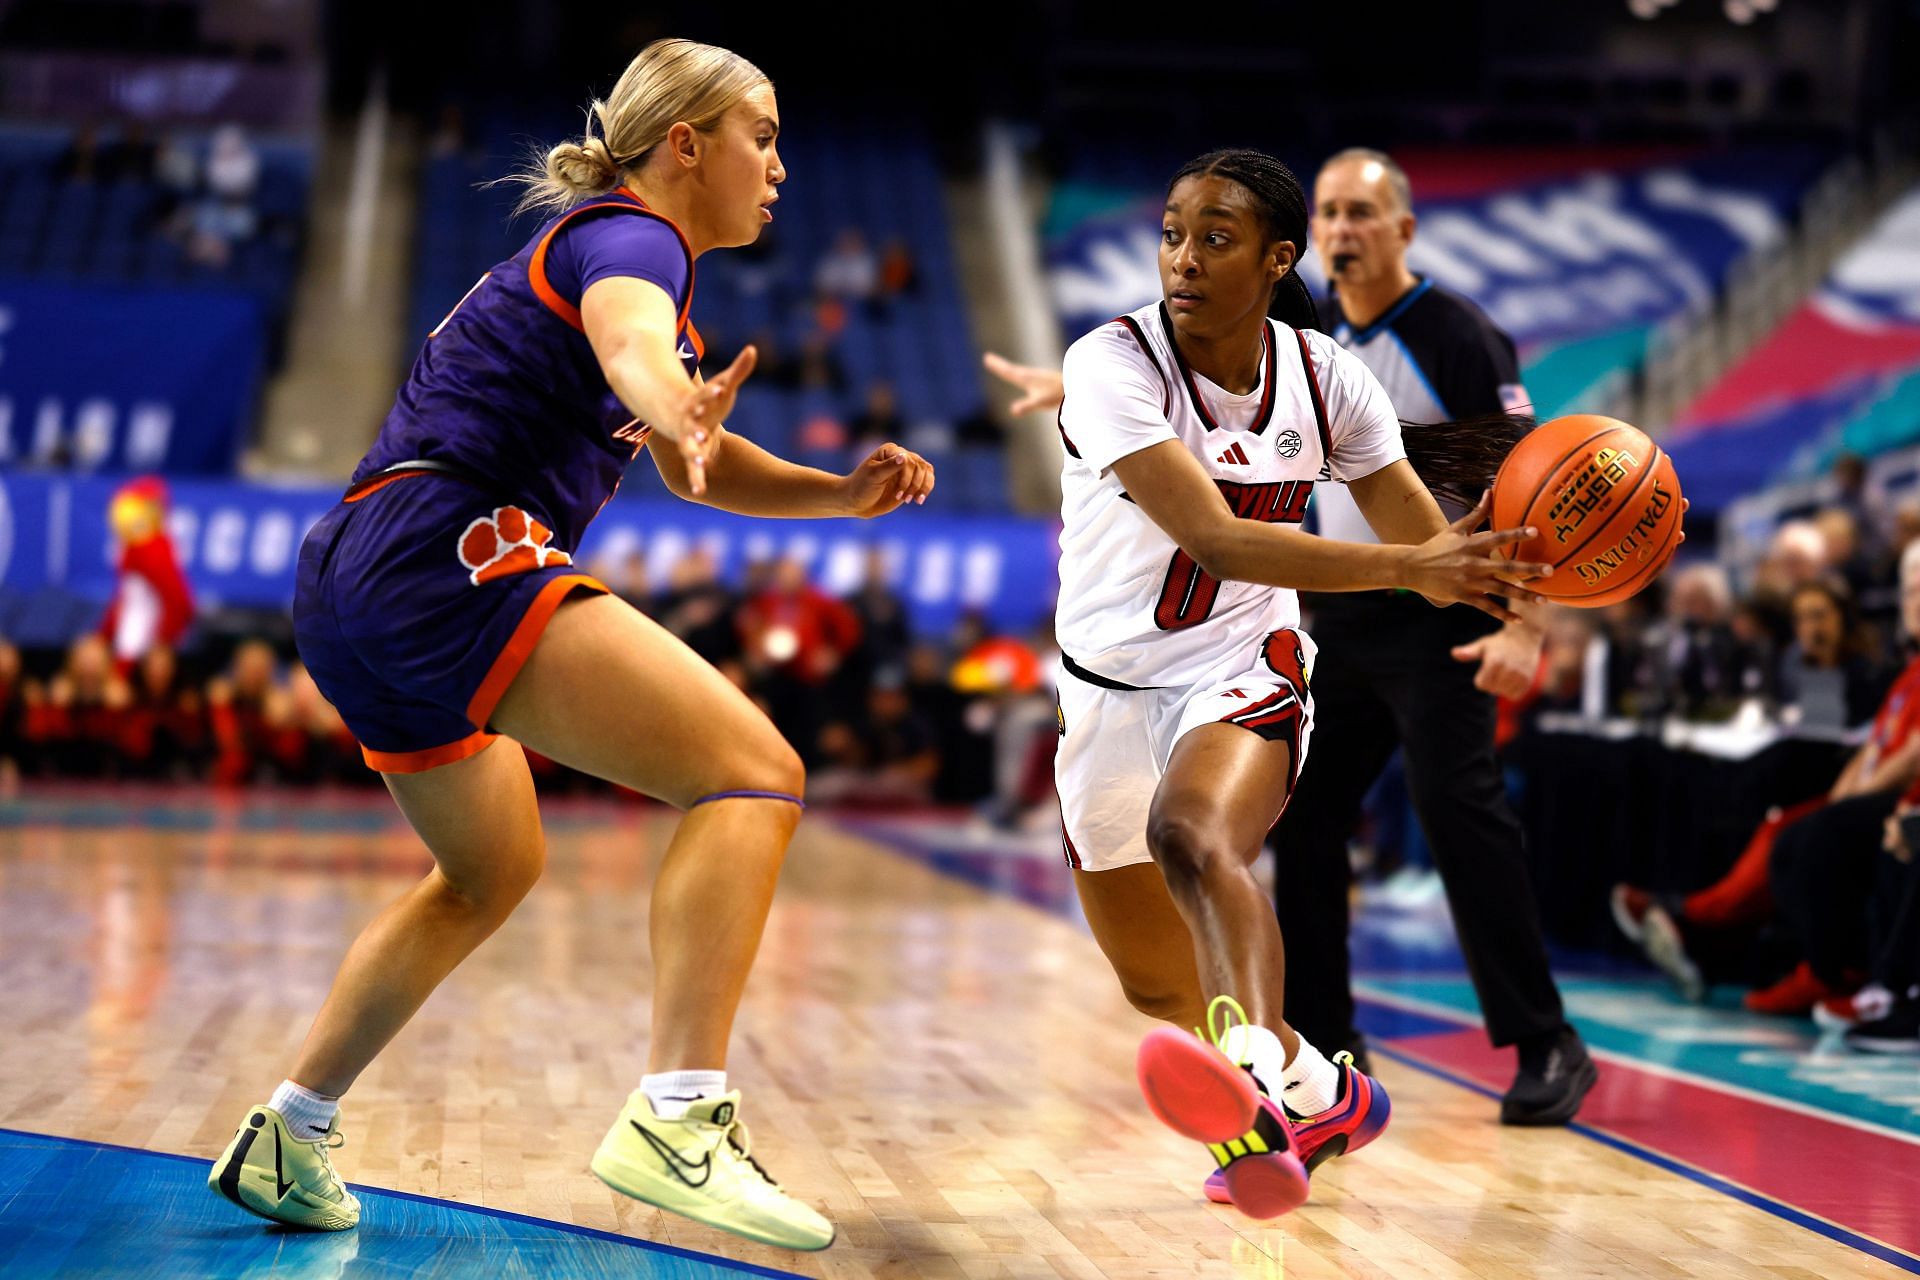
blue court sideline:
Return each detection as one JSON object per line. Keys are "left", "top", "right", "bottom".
{"left": 0, "top": 1128, "right": 799, "bottom": 1280}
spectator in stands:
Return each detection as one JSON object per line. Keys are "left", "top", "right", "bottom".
{"left": 848, "top": 546, "right": 912, "bottom": 676}
{"left": 812, "top": 667, "right": 941, "bottom": 804}
{"left": 1776, "top": 577, "right": 1887, "bottom": 729}
{"left": 1824, "top": 808, "right": 1920, "bottom": 1051}
{"left": 904, "top": 639, "right": 968, "bottom": 792}
{"left": 186, "top": 124, "right": 261, "bottom": 267}
{"left": 737, "top": 558, "right": 863, "bottom": 761}
{"left": 123, "top": 644, "right": 206, "bottom": 779}
{"left": 1893, "top": 496, "right": 1920, "bottom": 560}
{"left": 951, "top": 624, "right": 1056, "bottom": 825}
{"left": 155, "top": 131, "right": 199, "bottom": 220}
{"left": 739, "top": 327, "right": 800, "bottom": 388}
{"left": 1749, "top": 519, "right": 1829, "bottom": 648}
{"left": 1642, "top": 564, "right": 1752, "bottom": 721}
{"left": 879, "top": 236, "right": 919, "bottom": 300}
{"left": 1831, "top": 452, "right": 1883, "bottom": 556}
{"left": 285, "top": 663, "right": 364, "bottom": 783}
{"left": 813, "top": 227, "right": 878, "bottom": 306}
{"left": 730, "top": 220, "right": 794, "bottom": 312}
{"left": 1768, "top": 777, "right": 1920, "bottom": 1050}
{"left": 796, "top": 330, "right": 849, "bottom": 394}
{"left": 0, "top": 639, "right": 25, "bottom": 786}
{"left": 608, "top": 548, "right": 653, "bottom": 614}
{"left": 207, "top": 639, "right": 299, "bottom": 785}
{"left": 1815, "top": 508, "right": 1878, "bottom": 601}
{"left": 1582, "top": 594, "right": 1656, "bottom": 718}
{"left": 35, "top": 634, "right": 133, "bottom": 778}
{"left": 653, "top": 548, "right": 740, "bottom": 666}
{"left": 1612, "top": 541, "right": 1920, "bottom": 1009}
{"left": 848, "top": 381, "right": 906, "bottom": 453}
{"left": 795, "top": 404, "right": 849, "bottom": 452}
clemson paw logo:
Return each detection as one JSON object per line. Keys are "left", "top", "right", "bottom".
{"left": 457, "top": 506, "right": 571, "bottom": 586}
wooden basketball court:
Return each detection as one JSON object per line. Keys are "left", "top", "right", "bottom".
{"left": 0, "top": 790, "right": 1912, "bottom": 1278}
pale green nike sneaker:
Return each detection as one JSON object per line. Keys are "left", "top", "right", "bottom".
{"left": 590, "top": 1090, "right": 834, "bottom": 1251}
{"left": 208, "top": 1105, "right": 360, "bottom": 1231}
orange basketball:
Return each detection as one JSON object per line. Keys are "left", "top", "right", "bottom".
{"left": 1491, "top": 414, "right": 1683, "bottom": 608}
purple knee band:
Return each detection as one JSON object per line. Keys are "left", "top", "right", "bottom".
{"left": 690, "top": 789, "right": 806, "bottom": 810}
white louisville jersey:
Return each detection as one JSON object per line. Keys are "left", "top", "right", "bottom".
{"left": 1055, "top": 301, "right": 1406, "bottom": 689}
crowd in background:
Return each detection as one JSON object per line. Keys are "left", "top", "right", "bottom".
{"left": 0, "top": 547, "right": 1058, "bottom": 821}
{"left": 696, "top": 223, "right": 1003, "bottom": 459}
{"left": 1510, "top": 454, "right": 1912, "bottom": 738}
{"left": 51, "top": 118, "right": 271, "bottom": 270}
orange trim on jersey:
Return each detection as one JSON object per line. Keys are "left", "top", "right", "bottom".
{"left": 527, "top": 188, "right": 697, "bottom": 334}
{"left": 685, "top": 320, "right": 706, "bottom": 362}
{"left": 362, "top": 729, "right": 499, "bottom": 774}
{"left": 464, "top": 573, "right": 610, "bottom": 730}
{"left": 343, "top": 470, "right": 429, "bottom": 503}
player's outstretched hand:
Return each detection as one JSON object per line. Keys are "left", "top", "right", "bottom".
{"left": 982, "top": 352, "right": 1066, "bottom": 415}
{"left": 1404, "top": 491, "right": 1553, "bottom": 624}
{"left": 1450, "top": 625, "right": 1543, "bottom": 699}
{"left": 658, "top": 345, "right": 757, "bottom": 496}
{"left": 841, "top": 442, "right": 935, "bottom": 518}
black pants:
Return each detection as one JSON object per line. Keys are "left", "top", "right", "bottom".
{"left": 1273, "top": 592, "right": 1565, "bottom": 1049}
{"left": 1879, "top": 834, "right": 1920, "bottom": 992}
{"left": 1770, "top": 790, "right": 1903, "bottom": 986}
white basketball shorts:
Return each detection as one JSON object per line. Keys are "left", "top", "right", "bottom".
{"left": 1054, "top": 626, "right": 1317, "bottom": 873}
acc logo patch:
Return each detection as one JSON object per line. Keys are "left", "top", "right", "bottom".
{"left": 1275, "top": 430, "right": 1303, "bottom": 459}
{"left": 457, "top": 506, "right": 571, "bottom": 586}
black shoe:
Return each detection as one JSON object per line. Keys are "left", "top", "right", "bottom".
{"left": 1843, "top": 998, "right": 1920, "bottom": 1054}
{"left": 1500, "top": 1026, "right": 1597, "bottom": 1126}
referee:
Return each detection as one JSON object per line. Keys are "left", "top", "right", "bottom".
{"left": 1284, "top": 148, "right": 1593, "bottom": 1124}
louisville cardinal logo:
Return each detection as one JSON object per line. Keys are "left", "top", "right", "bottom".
{"left": 1262, "top": 628, "right": 1311, "bottom": 695}
{"left": 456, "top": 506, "right": 571, "bottom": 586}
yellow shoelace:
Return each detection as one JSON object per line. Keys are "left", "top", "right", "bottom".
{"left": 1198, "top": 993, "right": 1252, "bottom": 1066}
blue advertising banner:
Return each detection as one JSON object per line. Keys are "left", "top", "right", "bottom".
{"left": 1046, "top": 149, "right": 1829, "bottom": 355}
{"left": 0, "top": 471, "right": 1061, "bottom": 637}
{"left": 0, "top": 282, "right": 267, "bottom": 474}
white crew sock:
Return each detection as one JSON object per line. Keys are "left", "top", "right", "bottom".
{"left": 642, "top": 1069, "right": 727, "bottom": 1120}
{"left": 1219, "top": 1023, "right": 1343, "bottom": 1117}
{"left": 1217, "top": 1022, "right": 1288, "bottom": 1097}
{"left": 269, "top": 1079, "right": 339, "bottom": 1141}
{"left": 1278, "top": 1037, "right": 1342, "bottom": 1117}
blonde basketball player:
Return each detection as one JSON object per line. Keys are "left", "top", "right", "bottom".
{"left": 206, "top": 40, "right": 933, "bottom": 1252}
{"left": 1052, "top": 148, "right": 1548, "bottom": 1216}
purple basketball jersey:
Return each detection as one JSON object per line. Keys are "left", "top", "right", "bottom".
{"left": 353, "top": 187, "right": 704, "bottom": 551}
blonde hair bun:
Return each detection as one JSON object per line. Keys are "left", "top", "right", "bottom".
{"left": 542, "top": 134, "right": 620, "bottom": 200}
{"left": 507, "top": 38, "right": 768, "bottom": 218}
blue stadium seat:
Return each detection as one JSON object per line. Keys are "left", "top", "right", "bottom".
{"left": 406, "top": 116, "right": 1006, "bottom": 511}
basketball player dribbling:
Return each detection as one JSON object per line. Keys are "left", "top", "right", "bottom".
{"left": 207, "top": 39, "right": 933, "bottom": 1252}
{"left": 1051, "top": 149, "right": 1550, "bottom": 1216}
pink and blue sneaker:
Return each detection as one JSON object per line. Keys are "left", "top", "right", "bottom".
{"left": 1203, "top": 1050, "right": 1391, "bottom": 1205}
{"left": 1138, "top": 997, "right": 1312, "bottom": 1220}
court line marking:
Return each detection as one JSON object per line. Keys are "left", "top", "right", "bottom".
{"left": 833, "top": 823, "right": 1920, "bottom": 1271}
{"left": 1368, "top": 1039, "right": 1920, "bottom": 1277}
{"left": 0, "top": 1125, "right": 806, "bottom": 1280}
{"left": 1356, "top": 980, "right": 1920, "bottom": 1149}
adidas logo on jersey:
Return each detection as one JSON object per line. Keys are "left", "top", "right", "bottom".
{"left": 1215, "top": 442, "right": 1250, "bottom": 466}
